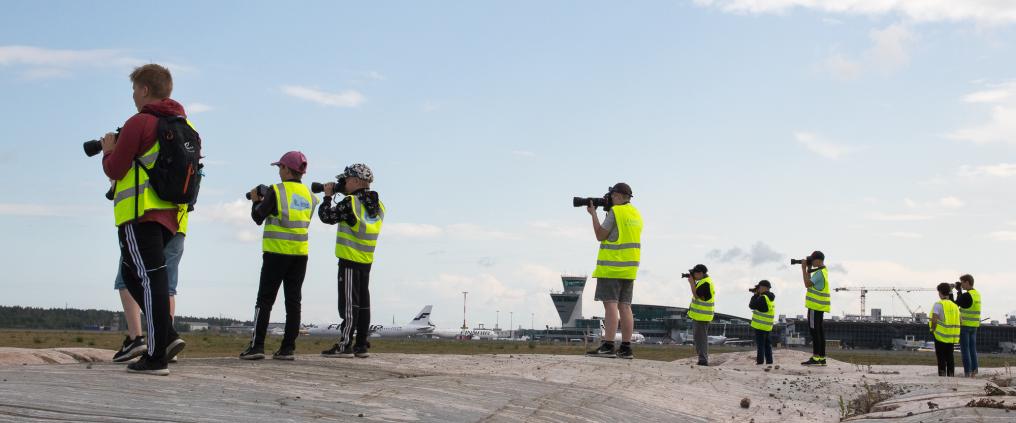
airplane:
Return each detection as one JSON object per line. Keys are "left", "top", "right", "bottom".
{"left": 707, "top": 324, "right": 748, "bottom": 345}
{"left": 594, "top": 320, "right": 646, "bottom": 344}
{"left": 307, "top": 306, "right": 435, "bottom": 338}
{"left": 431, "top": 326, "right": 498, "bottom": 340}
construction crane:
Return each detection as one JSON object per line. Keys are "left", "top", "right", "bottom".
{"left": 833, "top": 286, "right": 936, "bottom": 317}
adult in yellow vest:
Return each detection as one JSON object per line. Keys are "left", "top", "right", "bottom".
{"left": 100, "top": 64, "right": 191, "bottom": 375}
{"left": 749, "top": 280, "right": 775, "bottom": 366}
{"left": 585, "top": 183, "right": 642, "bottom": 360}
{"left": 686, "top": 264, "right": 714, "bottom": 366}
{"left": 930, "top": 283, "right": 961, "bottom": 377}
{"left": 320, "top": 164, "right": 385, "bottom": 359}
{"left": 241, "top": 151, "right": 319, "bottom": 361}
{"left": 112, "top": 204, "right": 189, "bottom": 364}
{"left": 800, "top": 250, "right": 830, "bottom": 367}
{"left": 954, "top": 274, "right": 980, "bottom": 377}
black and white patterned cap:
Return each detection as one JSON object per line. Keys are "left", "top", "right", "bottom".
{"left": 340, "top": 163, "right": 374, "bottom": 183}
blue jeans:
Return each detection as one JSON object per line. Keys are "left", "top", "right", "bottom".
{"left": 755, "top": 329, "right": 773, "bottom": 364}
{"left": 115, "top": 233, "right": 185, "bottom": 295}
{"left": 960, "top": 326, "right": 978, "bottom": 375}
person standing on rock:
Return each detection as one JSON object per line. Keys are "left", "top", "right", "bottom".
{"left": 800, "top": 251, "right": 829, "bottom": 367}
{"left": 686, "top": 264, "right": 714, "bottom": 366}
{"left": 930, "top": 282, "right": 961, "bottom": 377}
{"left": 240, "top": 151, "right": 319, "bottom": 361}
{"left": 749, "top": 280, "right": 775, "bottom": 366}
{"left": 584, "top": 183, "right": 642, "bottom": 360}
{"left": 954, "top": 274, "right": 980, "bottom": 378}
{"left": 320, "top": 164, "right": 385, "bottom": 359}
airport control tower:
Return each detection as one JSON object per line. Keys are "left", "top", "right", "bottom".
{"left": 550, "top": 275, "right": 587, "bottom": 327}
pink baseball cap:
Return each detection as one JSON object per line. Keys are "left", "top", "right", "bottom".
{"left": 271, "top": 151, "right": 308, "bottom": 174}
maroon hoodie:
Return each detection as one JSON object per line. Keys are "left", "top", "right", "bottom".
{"left": 102, "top": 99, "right": 187, "bottom": 233}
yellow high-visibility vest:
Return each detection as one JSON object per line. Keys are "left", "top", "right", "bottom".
{"left": 263, "top": 182, "right": 317, "bottom": 256}
{"left": 112, "top": 142, "right": 176, "bottom": 226}
{"left": 931, "top": 299, "right": 961, "bottom": 344}
{"left": 960, "top": 289, "right": 981, "bottom": 328}
{"left": 177, "top": 205, "right": 189, "bottom": 235}
{"left": 688, "top": 277, "right": 715, "bottom": 322}
{"left": 590, "top": 203, "right": 643, "bottom": 280}
{"left": 805, "top": 267, "right": 831, "bottom": 313}
{"left": 750, "top": 294, "right": 776, "bottom": 332}
{"left": 335, "top": 195, "right": 385, "bottom": 264}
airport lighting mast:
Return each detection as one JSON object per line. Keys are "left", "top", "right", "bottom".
{"left": 462, "top": 291, "right": 468, "bottom": 330}
{"left": 833, "top": 286, "right": 936, "bottom": 317}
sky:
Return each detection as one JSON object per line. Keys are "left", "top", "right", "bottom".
{"left": 1, "top": 1, "right": 1015, "bottom": 331}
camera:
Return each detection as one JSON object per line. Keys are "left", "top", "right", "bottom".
{"left": 573, "top": 187, "right": 615, "bottom": 211}
{"left": 681, "top": 272, "right": 693, "bottom": 278}
{"left": 83, "top": 128, "right": 120, "bottom": 157}
{"left": 748, "top": 287, "right": 758, "bottom": 293}
{"left": 311, "top": 182, "right": 326, "bottom": 194}
{"left": 790, "top": 258, "right": 807, "bottom": 265}
{"left": 245, "top": 184, "right": 270, "bottom": 200}
{"left": 954, "top": 281, "right": 963, "bottom": 291}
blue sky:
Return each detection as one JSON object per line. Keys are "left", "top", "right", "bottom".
{"left": 2, "top": 1, "right": 1016, "bottom": 330}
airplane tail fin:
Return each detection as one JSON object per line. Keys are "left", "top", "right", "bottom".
{"left": 408, "top": 305, "right": 433, "bottom": 327}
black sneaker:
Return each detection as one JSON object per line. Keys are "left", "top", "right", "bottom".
{"left": 126, "top": 354, "right": 169, "bottom": 376}
{"left": 616, "top": 345, "right": 634, "bottom": 360}
{"left": 697, "top": 360, "right": 709, "bottom": 366}
{"left": 801, "top": 357, "right": 823, "bottom": 366}
{"left": 816, "top": 358, "right": 827, "bottom": 367}
{"left": 112, "top": 336, "right": 146, "bottom": 363}
{"left": 586, "top": 342, "right": 616, "bottom": 357}
{"left": 165, "top": 337, "right": 186, "bottom": 363}
{"left": 239, "top": 343, "right": 265, "bottom": 360}
{"left": 321, "top": 343, "right": 354, "bottom": 358}
{"left": 353, "top": 345, "right": 370, "bottom": 358}
{"left": 272, "top": 347, "right": 295, "bottom": 361}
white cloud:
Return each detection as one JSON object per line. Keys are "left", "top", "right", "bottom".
{"left": 190, "top": 199, "right": 257, "bottom": 242}
{"left": 447, "top": 223, "right": 520, "bottom": 241}
{"left": 988, "top": 231, "right": 1016, "bottom": 241}
{"left": 280, "top": 85, "right": 365, "bottom": 108}
{"left": 962, "top": 81, "right": 1016, "bottom": 103}
{"left": 692, "top": 0, "right": 1016, "bottom": 25}
{"left": 793, "top": 131, "right": 854, "bottom": 159}
{"left": 889, "top": 232, "right": 923, "bottom": 239}
{"left": 385, "top": 222, "right": 444, "bottom": 238}
{"left": 950, "top": 81, "right": 1016, "bottom": 144}
{"left": 187, "top": 103, "right": 213, "bottom": 114}
{"left": 938, "top": 196, "right": 965, "bottom": 208}
{"left": 958, "top": 163, "right": 1016, "bottom": 177}
{"left": 0, "top": 45, "right": 192, "bottom": 79}
{"left": 821, "top": 54, "right": 861, "bottom": 80}
{"left": 866, "top": 212, "right": 934, "bottom": 222}
{"left": 818, "top": 23, "right": 914, "bottom": 79}
{"left": 0, "top": 203, "right": 65, "bottom": 217}
{"left": 361, "top": 71, "right": 385, "bottom": 81}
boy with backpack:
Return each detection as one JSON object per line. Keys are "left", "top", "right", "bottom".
{"left": 100, "top": 63, "right": 202, "bottom": 375}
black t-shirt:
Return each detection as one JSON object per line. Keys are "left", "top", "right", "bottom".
{"left": 696, "top": 281, "right": 712, "bottom": 301}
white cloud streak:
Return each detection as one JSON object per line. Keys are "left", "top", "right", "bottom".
{"left": 958, "top": 163, "right": 1016, "bottom": 178}
{"left": 692, "top": 0, "right": 1016, "bottom": 25}
{"left": 280, "top": 85, "right": 365, "bottom": 108}
{"left": 950, "top": 81, "right": 1016, "bottom": 144}
{"left": 793, "top": 131, "right": 854, "bottom": 159}
{"left": 187, "top": 103, "right": 213, "bottom": 114}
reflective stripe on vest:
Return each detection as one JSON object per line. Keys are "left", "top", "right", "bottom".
{"left": 805, "top": 267, "right": 831, "bottom": 312}
{"left": 112, "top": 143, "right": 177, "bottom": 226}
{"left": 750, "top": 295, "right": 776, "bottom": 332}
{"left": 960, "top": 289, "right": 981, "bottom": 328}
{"left": 591, "top": 204, "right": 643, "bottom": 280}
{"left": 931, "top": 299, "right": 961, "bottom": 344}
{"left": 687, "top": 277, "right": 715, "bottom": 322}
{"left": 335, "top": 195, "right": 385, "bottom": 263}
{"left": 263, "top": 182, "right": 317, "bottom": 255}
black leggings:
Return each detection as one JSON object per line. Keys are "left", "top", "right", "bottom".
{"left": 935, "top": 340, "right": 955, "bottom": 377}
{"left": 250, "top": 253, "right": 307, "bottom": 349}
{"left": 118, "top": 221, "right": 179, "bottom": 363}
{"left": 809, "top": 309, "right": 826, "bottom": 358}
{"left": 337, "top": 260, "right": 372, "bottom": 348}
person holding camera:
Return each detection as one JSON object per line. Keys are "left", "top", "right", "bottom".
{"left": 799, "top": 251, "right": 829, "bottom": 366}
{"left": 749, "top": 280, "right": 776, "bottom": 366}
{"left": 111, "top": 204, "right": 188, "bottom": 363}
{"left": 930, "top": 282, "right": 961, "bottom": 377}
{"left": 100, "top": 64, "right": 196, "bottom": 375}
{"left": 954, "top": 274, "right": 980, "bottom": 377}
{"left": 686, "top": 264, "right": 714, "bottom": 366}
{"left": 240, "top": 151, "right": 319, "bottom": 361}
{"left": 583, "top": 183, "right": 642, "bottom": 360}
{"left": 319, "top": 164, "right": 384, "bottom": 359}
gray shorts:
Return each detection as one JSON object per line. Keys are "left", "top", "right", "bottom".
{"left": 594, "top": 278, "right": 633, "bottom": 303}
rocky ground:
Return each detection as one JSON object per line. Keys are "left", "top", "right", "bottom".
{"left": 0, "top": 347, "right": 1014, "bottom": 422}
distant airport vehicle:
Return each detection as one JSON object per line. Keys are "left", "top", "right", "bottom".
{"left": 307, "top": 306, "right": 435, "bottom": 338}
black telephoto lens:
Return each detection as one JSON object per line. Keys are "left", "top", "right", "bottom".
{"left": 790, "top": 259, "right": 804, "bottom": 265}
{"left": 311, "top": 182, "right": 325, "bottom": 193}
{"left": 681, "top": 273, "right": 692, "bottom": 278}
{"left": 83, "top": 140, "right": 103, "bottom": 157}
{"left": 245, "top": 184, "right": 268, "bottom": 200}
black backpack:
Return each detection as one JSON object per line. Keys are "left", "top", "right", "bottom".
{"left": 136, "top": 114, "right": 203, "bottom": 207}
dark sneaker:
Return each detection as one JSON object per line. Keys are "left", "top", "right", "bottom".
{"left": 321, "top": 343, "right": 353, "bottom": 358}
{"left": 697, "top": 360, "right": 709, "bottom": 366}
{"left": 616, "top": 345, "right": 634, "bottom": 360}
{"left": 126, "top": 354, "right": 169, "bottom": 376}
{"left": 272, "top": 347, "right": 295, "bottom": 361}
{"left": 165, "top": 338, "right": 186, "bottom": 363}
{"left": 353, "top": 345, "right": 370, "bottom": 358}
{"left": 816, "top": 358, "right": 828, "bottom": 367}
{"left": 801, "top": 357, "right": 823, "bottom": 366}
{"left": 239, "top": 343, "right": 265, "bottom": 360}
{"left": 112, "top": 336, "right": 146, "bottom": 363}
{"left": 586, "top": 342, "right": 616, "bottom": 357}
